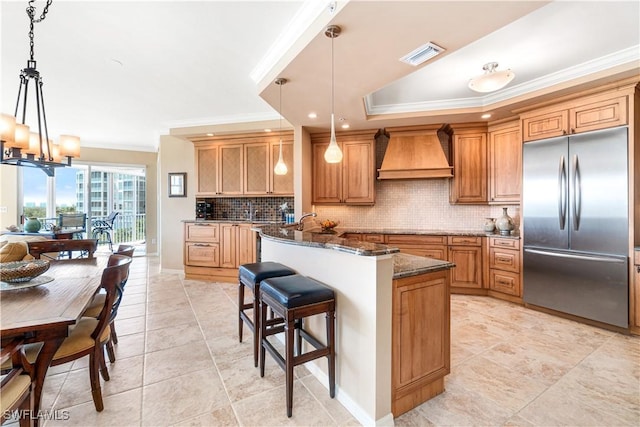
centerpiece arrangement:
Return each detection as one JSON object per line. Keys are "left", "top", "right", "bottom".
{"left": 0, "top": 259, "right": 50, "bottom": 283}
{"left": 320, "top": 219, "right": 339, "bottom": 233}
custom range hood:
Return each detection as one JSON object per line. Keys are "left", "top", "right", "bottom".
{"left": 377, "top": 124, "right": 453, "bottom": 179}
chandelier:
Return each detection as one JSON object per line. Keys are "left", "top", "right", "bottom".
{"left": 0, "top": 0, "right": 80, "bottom": 177}
{"left": 468, "top": 62, "right": 515, "bottom": 93}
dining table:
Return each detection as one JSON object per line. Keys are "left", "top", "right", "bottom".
{"left": 1, "top": 256, "right": 109, "bottom": 426}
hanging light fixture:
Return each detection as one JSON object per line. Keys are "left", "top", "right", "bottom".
{"left": 324, "top": 25, "right": 343, "bottom": 164}
{"left": 273, "top": 78, "right": 288, "bottom": 176}
{"left": 0, "top": 0, "right": 80, "bottom": 177}
{"left": 468, "top": 62, "right": 515, "bottom": 93}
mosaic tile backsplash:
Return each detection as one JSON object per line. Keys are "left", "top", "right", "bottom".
{"left": 212, "top": 197, "right": 294, "bottom": 222}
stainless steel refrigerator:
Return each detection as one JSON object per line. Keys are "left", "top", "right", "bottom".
{"left": 522, "top": 126, "right": 629, "bottom": 328}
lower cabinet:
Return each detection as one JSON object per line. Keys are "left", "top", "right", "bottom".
{"left": 487, "top": 236, "right": 522, "bottom": 298}
{"left": 447, "top": 236, "right": 483, "bottom": 291}
{"left": 392, "top": 268, "right": 450, "bottom": 416}
{"left": 184, "top": 221, "right": 257, "bottom": 281}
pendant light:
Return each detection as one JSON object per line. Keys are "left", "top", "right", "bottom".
{"left": 273, "top": 78, "right": 288, "bottom": 175}
{"left": 324, "top": 25, "right": 343, "bottom": 164}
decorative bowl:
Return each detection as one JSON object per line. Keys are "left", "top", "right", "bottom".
{"left": 0, "top": 260, "right": 50, "bottom": 283}
{"left": 320, "top": 219, "right": 339, "bottom": 232}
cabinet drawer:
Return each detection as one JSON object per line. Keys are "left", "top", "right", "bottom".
{"left": 522, "top": 110, "right": 569, "bottom": 142}
{"left": 447, "top": 236, "right": 482, "bottom": 246}
{"left": 489, "top": 270, "right": 520, "bottom": 296}
{"left": 185, "top": 223, "right": 220, "bottom": 242}
{"left": 386, "top": 235, "right": 447, "bottom": 246}
{"left": 489, "top": 248, "right": 520, "bottom": 273}
{"left": 364, "top": 234, "right": 385, "bottom": 243}
{"left": 399, "top": 246, "right": 448, "bottom": 261}
{"left": 185, "top": 242, "right": 220, "bottom": 267}
{"left": 569, "top": 95, "right": 627, "bottom": 134}
{"left": 489, "top": 236, "right": 520, "bottom": 250}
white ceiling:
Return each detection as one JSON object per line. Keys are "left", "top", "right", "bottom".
{"left": 1, "top": 1, "right": 638, "bottom": 153}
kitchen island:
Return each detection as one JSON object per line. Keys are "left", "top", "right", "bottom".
{"left": 256, "top": 224, "right": 454, "bottom": 426}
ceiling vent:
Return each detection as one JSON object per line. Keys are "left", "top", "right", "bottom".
{"left": 399, "top": 42, "right": 445, "bottom": 66}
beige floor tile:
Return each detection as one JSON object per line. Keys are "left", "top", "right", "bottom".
{"left": 114, "top": 315, "right": 146, "bottom": 337}
{"left": 116, "top": 302, "right": 146, "bottom": 320}
{"left": 143, "top": 340, "right": 215, "bottom": 386}
{"left": 146, "top": 307, "right": 197, "bottom": 331}
{"left": 147, "top": 295, "right": 192, "bottom": 315}
{"left": 120, "top": 292, "right": 146, "bottom": 307}
{"left": 233, "top": 381, "right": 336, "bottom": 426}
{"left": 141, "top": 368, "right": 230, "bottom": 426}
{"left": 300, "top": 375, "right": 352, "bottom": 425}
{"left": 109, "top": 331, "right": 146, "bottom": 360}
{"left": 171, "top": 405, "right": 239, "bottom": 427}
{"left": 145, "top": 322, "right": 205, "bottom": 353}
{"left": 46, "top": 388, "right": 142, "bottom": 427}
{"left": 216, "top": 352, "right": 284, "bottom": 402}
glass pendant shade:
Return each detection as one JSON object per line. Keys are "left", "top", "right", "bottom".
{"left": 14, "top": 124, "right": 30, "bottom": 150}
{"left": 59, "top": 134, "right": 81, "bottom": 158}
{"left": 324, "top": 114, "right": 343, "bottom": 163}
{"left": 274, "top": 139, "right": 288, "bottom": 175}
{"left": 468, "top": 62, "right": 515, "bottom": 93}
{"left": 27, "top": 132, "right": 41, "bottom": 156}
{"left": 0, "top": 113, "right": 16, "bottom": 145}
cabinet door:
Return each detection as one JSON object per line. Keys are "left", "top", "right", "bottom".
{"left": 312, "top": 142, "right": 342, "bottom": 204}
{"left": 448, "top": 245, "right": 483, "bottom": 288}
{"left": 219, "top": 145, "right": 243, "bottom": 195}
{"left": 522, "top": 110, "right": 569, "bottom": 142}
{"left": 196, "top": 146, "right": 219, "bottom": 195}
{"left": 244, "top": 143, "right": 269, "bottom": 195}
{"left": 342, "top": 140, "right": 375, "bottom": 204}
{"left": 270, "top": 141, "right": 294, "bottom": 195}
{"left": 450, "top": 131, "right": 487, "bottom": 204}
{"left": 392, "top": 270, "right": 450, "bottom": 415}
{"left": 219, "top": 223, "right": 237, "bottom": 268}
{"left": 488, "top": 124, "right": 521, "bottom": 203}
{"left": 569, "top": 94, "right": 627, "bottom": 134}
{"left": 184, "top": 242, "right": 220, "bottom": 267}
{"left": 237, "top": 224, "right": 256, "bottom": 267}
{"left": 185, "top": 223, "right": 219, "bottom": 243}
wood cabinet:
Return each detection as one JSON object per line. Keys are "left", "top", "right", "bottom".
{"left": 488, "top": 121, "right": 521, "bottom": 203}
{"left": 311, "top": 131, "right": 376, "bottom": 205}
{"left": 633, "top": 251, "right": 640, "bottom": 331}
{"left": 244, "top": 141, "right": 294, "bottom": 195}
{"left": 386, "top": 234, "right": 447, "bottom": 260}
{"left": 392, "top": 268, "right": 450, "bottom": 416}
{"left": 447, "top": 236, "right": 483, "bottom": 290}
{"left": 193, "top": 131, "right": 293, "bottom": 197}
{"left": 184, "top": 222, "right": 220, "bottom": 268}
{"left": 522, "top": 92, "right": 628, "bottom": 142}
{"left": 488, "top": 236, "right": 521, "bottom": 298}
{"left": 183, "top": 221, "right": 257, "bottom": 281}
{"left": 450, "top": 126, "right": 488, "bottom": 204}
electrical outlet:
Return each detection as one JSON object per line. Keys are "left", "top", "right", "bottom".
{"left": 151, "top": 238, "right": 157, "bottom": 244}
{"left": 0, "top": 206, "right": 7, "bottom": 213}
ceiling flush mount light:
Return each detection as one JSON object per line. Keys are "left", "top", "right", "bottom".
{"left": 273, "top": 78, "right": 288, "bottom": 176}
{"left": 324, "top": 25, "right": 343, "bottom": 164}
{"left": 0, "top": 0, "right": 80, "bottom": 176}
{"left": 468, "top": 62, "right": 515, "bottom": 93}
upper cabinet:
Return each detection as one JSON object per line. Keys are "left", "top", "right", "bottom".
{"left": 311, "top": 130, "right": 376, "bottom": 205}
{"left": 449, "top": 125, "right": 487, "bottom": 204}
{"left": 488, "top": 121, "right": 521, "bottom": 204}
{"left": 521, "top": 91, "right": 628, "bottom": 142}
{"left": 193, "top": 132, "right": 293, "bottom": 197}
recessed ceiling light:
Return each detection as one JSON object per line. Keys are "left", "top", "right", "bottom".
{"left": 308, "top": 112, "right": 317, "bottom": 119}
{"left": 481, "top": 113, "right": 492, "bottom": 119}
{"left": 206, "top": 133, "right": 214, "bottom": 136}
{"left": 341, "top": 123, "right": 350, "bottom": 129}
{"left": 265, "top": 128, "right": 272, "bottom": 132}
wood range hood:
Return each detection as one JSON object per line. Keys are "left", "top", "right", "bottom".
{"left": 377, "top": 124, "right": 453, "bottom": 180}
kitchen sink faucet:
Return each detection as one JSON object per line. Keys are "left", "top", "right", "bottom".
{"left": 245, "top": 202, "right": 258, "bottom": 221}
{"left": 297, "top": 212, "right": 317, "bottom": 231}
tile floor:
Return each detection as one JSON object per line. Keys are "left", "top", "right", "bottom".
{"left": 16, "top": 255, "right": 640, "bottom": 426}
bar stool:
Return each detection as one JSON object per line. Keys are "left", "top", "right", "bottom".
{"left": 259, "top": 274, "right": 336, "bottom": 418}
{"left": 238, "top": 262, "right": 296, "bottom": 367}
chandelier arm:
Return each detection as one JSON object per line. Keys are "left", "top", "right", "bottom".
{"left": 15, "top": 76, "right": 25, "bottom": 118}
{"left": 37, "top": 79, "right": 51, "bottom": 161}
{"left": 19, "top": 77, "right": 30, "bottom": 124}
{"left": 34, "top": 75, "right": 45, "bottom": 161}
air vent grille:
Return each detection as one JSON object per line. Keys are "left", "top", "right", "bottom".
{"left": 399, "top": 42, "right": 445, "bottom": 66}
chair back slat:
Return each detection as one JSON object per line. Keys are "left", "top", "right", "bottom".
{"left": 92, "top": 254, "right": 131, "bottom": 341}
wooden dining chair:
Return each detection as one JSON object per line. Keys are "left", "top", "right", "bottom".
{"left": 83, "top": 244, "right": 135, "bottom": 362}
{"left": 1, "top": 338, "right": 33, "bottom": 427}
{"left": 24, "top": 254, "right": 132, "bottom": 412}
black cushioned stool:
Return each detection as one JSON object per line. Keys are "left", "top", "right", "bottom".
{"left": 238, "top": 262, "right": 296, "bottom": 367}
{"left": 259, "top": 274, "right": 336, "bottom": 417}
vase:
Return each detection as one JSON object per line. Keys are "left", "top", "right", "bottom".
{"left": 24, "top": 217, "right": 42, "bottom": 233}
{"left": 483, "top": 218, "right": 496, "bottom": 232}
{"left": 495, "top": 207, "right": 515, "bottom": 236}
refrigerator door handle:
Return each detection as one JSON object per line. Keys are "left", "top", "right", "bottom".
{"left": 524, "top": 248, "right": 625, "bottom": 263}
{"left": 572, "top": 155, "right": 581, "bottom": 231}
{"left": 558, "top": 155, "right": 567, "bottom": 230}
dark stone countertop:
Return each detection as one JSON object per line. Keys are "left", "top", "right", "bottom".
{"left": 182, "top": 219, "right": 285, "bottom": 224}
{"left": 393, "top": 253, "right": 455, "bottom": 279}
{"left": 256, "top": 224, "right": 400, "bottom": 256}
{"left": 341, "top": 227, "right": 521, "bottom": 239}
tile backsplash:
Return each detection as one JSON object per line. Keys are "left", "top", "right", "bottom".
{"left": 212, "top": 197, "right": 294, "bottom": 222}
{"left": 311, "top": 179, "right": 520, "bottom": 232}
